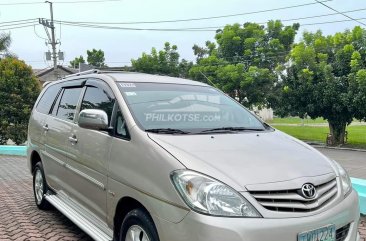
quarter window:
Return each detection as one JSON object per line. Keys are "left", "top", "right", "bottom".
{"left": 36, "top": 84, "right": 60, "bottom": 114}
{"left": 56, "top": 88, "right": 82, "bottom": 121}
{"left": 115, "top": 108, "right": 129, "bottom": 139}
{"left": 81, "top": 86, "right": 115, "bottom": 125}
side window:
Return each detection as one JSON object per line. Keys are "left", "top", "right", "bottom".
{"left": 80, "top": 85, "right": 115, "bottom": 125}
{"left": 36, "top": 84, "right": 60, "bottom": 114}
{"left": 51, "top": 89, "right": 63, "bottom": 116}
{"left": 56, "top": 88, "right": 82, "bottom": 121}
{"left": 115, "top": 108, "right": 129, "bottom": 139}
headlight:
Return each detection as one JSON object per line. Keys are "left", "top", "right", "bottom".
{"left": 333, "top": 161, "right": 352, "bottom": 196}
{"left": 170, "top": 170, "right": 261, "bottom": 217}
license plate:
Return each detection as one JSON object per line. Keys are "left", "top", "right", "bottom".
{"left": 298, "top": 224, "right": 336, "bottom": 241}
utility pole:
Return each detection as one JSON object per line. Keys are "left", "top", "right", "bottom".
{"left": 39, "top": 1, "right": 58, "bottom": 70}
{"left": 47, "top": 1, "right": 57, "bottom": 70}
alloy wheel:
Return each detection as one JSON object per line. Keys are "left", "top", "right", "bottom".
{"left": 125, "top": 225, "right": 150, "bottom": 241}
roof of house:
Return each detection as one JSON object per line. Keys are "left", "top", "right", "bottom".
{"left": 34, "top": 65, "right": 78, "bottom": 77}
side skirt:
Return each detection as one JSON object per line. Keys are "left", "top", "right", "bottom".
{"left": 45, "top": 193, "right": 113, "bottom": 241}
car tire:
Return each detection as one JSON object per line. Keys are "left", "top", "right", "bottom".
{"left": 120, "top": 208, "right": 159, "bottom": 241}
{"left": 33, "top": 162, "right": 51, "bottom": 210}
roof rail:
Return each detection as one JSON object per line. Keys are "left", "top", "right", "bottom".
{"left": 64, "top": 69, "right": 100, "bottom": 78}
{"left": 42, "top": 81, "right": 51, "bottom": 88}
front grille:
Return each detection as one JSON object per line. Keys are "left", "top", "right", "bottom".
{"left": 249, "top": 178, "right": 337, "bottom": 212}
{"left": 336, "top": 223, "right": 350, "bottom": 241}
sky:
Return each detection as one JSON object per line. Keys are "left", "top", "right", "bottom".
{"left": 0, "top": 0, "right": 365, "bottom": 69}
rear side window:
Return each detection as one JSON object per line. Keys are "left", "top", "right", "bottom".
{"left": 55, "top": 88, "right": 82, "bottom": 121}
{"left": 81, "top": 86, "right": 115, "bottom": 125}
{"left": 36, "top": 84, "right": 60, "bottom": 114}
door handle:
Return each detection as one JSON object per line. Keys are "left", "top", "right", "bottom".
{"left": 68, "top": 135, "right": 78, "bottom": 144}
{"left": 42, "top": 124, "right": 49, "bottom": 131}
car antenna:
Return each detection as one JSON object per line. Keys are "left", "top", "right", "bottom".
{"left": 199, "top": 71, "right": 219, "bottom": 88}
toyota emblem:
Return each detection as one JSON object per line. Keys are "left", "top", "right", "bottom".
{"left": 301, "top": 183, "right": 317, "bottom": 199}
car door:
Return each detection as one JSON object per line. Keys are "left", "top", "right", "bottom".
{"left": 30, "top": 83, "right": 61, "bottom": 186}
{"left": 65, "top": 78, "right": 115, "bottom": 221}
{"left": 43, "top": 81, "right": 84, "bottom": 192}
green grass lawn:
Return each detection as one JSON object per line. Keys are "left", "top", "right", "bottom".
{"left": 268, "top": 117, "right": 327, "bottom": 124}
{"left": 274, "top": 125, "right": 366, "bottom": 149}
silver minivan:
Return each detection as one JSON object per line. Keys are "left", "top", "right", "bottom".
{"left": 27, "top": 70, "right": 360, "bottom": 241}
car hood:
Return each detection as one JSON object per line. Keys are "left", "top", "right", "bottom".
{"left": 148, "top": 130, "right": 335, "bottom": 191}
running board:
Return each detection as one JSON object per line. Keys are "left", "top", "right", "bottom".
{"left": 45, "top": 194, "right": 113, "bottom": 241}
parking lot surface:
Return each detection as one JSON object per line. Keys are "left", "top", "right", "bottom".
{"left": 316, "top": 147, "right": 366, "bottom": 179}
{"left": 0, "top": 155, "right": 92, "bottom": 241}
{"left": 0, "top": 155, "right": 364, "bottom": 241}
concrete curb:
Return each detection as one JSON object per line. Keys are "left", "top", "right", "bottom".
{"left": 0, "top": 145, "right": 27, "bottom": 156}
{"left": 307, "top": 142, "right": 366, "bottom": 152}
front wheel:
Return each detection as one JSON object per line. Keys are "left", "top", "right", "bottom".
{"left": 120, "top": 209, "right": 159, "bottom": 241}
{"left": 33, "top": 162, "right": 51, "bottom": 210}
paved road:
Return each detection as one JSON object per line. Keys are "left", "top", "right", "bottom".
{"left": 316, "top": 147, "right": 366, "bottom": 179}
{"left": 0, "top": 155, "right": 364, "bottom": 241}
{"left": 0, "top": 155, "right": 92, "bottom": 241}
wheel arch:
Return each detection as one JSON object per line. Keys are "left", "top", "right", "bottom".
{"left": 113, "top": 196, "right": 156, "bottom": 240}
{"left": 30, "top": 150, "right": 42, "bottom": 174}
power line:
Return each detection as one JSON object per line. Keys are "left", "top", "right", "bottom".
{"left": 0, "top": 20, "right": 38, "bottom": 28}
{"left": 0, "top": 24, "right": 36, "bottom": 31}
{"left": 51, "top": 0, "right": 122, "bottom": 3}
{"left": 58, "top": 22, "right": 216, "bottom": 31}
{"left": 1, "top": 6, "right": 363, "bottom": 31}
{"left": 3, "top": 6, "right": 366, "bottom": 32}
{"left": 54, "top": 16, "right": 366, "bottom": 32}
{"left": 0, "top": 18, "right": 38, "bottom": 25}
{"left": 270, "top": 8, "right": 366, "bottom": 24}
{"left": 301, "top": 17, "right": 366, "bottom": 27}
{"left": 3, "top": 15, "right": 366, "bottom": 32}
{"left": 0, "top": 0, "right": 122, "bottom": 5}
{"left": 53, "top": 7, "right": 366, "bottom": 31}
{"left": 33, "top": 25, "right": 48, "bottom": 41}
{"left": 0, "top": 1, "right": 41, "bottom": 5}
{"left": 314, "top": 0, "right": 366, "bottom": 27}
{"left": 50, "top": 0, "right": 334, "bottom": 25}
{"left": 56, "top": 8, "right": 366, "bottom": 27}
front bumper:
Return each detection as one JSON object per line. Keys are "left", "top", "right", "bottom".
{"left": 155, "top": 189, "right": 360, "bottom": 241}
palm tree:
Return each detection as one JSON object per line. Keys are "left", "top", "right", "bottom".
{"left": 0, "top": 33, "right": 11, "bottom": 57}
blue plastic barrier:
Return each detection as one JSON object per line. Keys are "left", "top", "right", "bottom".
{"left": 351, "top": 177, "right": 366, "bottom": 215}
{"left": 0, "top": 145, "right": 27, "bottom": 156}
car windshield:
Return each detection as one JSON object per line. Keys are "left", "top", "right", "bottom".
{"left": 118, "top": 82, "right": 266, "bottom": 133}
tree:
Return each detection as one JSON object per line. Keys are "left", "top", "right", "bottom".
{"left": 189, "top": 21, "right": 299, "bottom": 108}
{"left": 69, "top": 55, "right": 85, "bottom": 68}
{"left": 178, "top": 59, "right": 193, "bottom": 78}
{"left": 0, "top": 57, "right": 41, "bottom": 144}
{"left": 192, "top": 41, "right": 216, "bottom": 61}
{"left": 87, "top": 49, "right": 106, "bottom": 67}
{"left": 278, "top": 26, "right": 366, "bottom": 145}
{"left": 0, "top": 33, "right": 12, "bottom": 58}
{"left": 132, "top": 42, "right": 192, "bottom": 78}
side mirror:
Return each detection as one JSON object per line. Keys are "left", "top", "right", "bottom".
{"left": 78, "top": 109, "right": 109, "bottom": 131}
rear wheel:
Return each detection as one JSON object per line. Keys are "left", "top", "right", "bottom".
{"left": 120, "top": 209, "right": 159, "bottom": 241}
{"left": 33, "top": 162, "right": 51, "bottom": 210}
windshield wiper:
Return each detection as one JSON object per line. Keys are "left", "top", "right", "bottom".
{"left": 145, "top": 128, "right": 190, "bottom": 134}
{"left": 200, "top": 127, "right": 265, "bottom": 133}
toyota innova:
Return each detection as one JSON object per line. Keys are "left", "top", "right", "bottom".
{"left": 27, "top": 70, "right": 360, "bottom": 241}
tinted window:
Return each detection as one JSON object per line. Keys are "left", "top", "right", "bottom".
{"left": 36, "top": 84, "right": 60, "bottom": 114}
{"left": 118, "top": 82, "right": 265, "bottom": 132}
{"left": 81, "top": 86, "right": 115, "bottom": 124}
{"left": 51, "top": 89, "right": 63, "bottom": 116}
{"left": 115, "top": 108, "right": 129, "bottom": 139}
{"left": 56, "top": 88, "right": 82, "bottom": 121}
